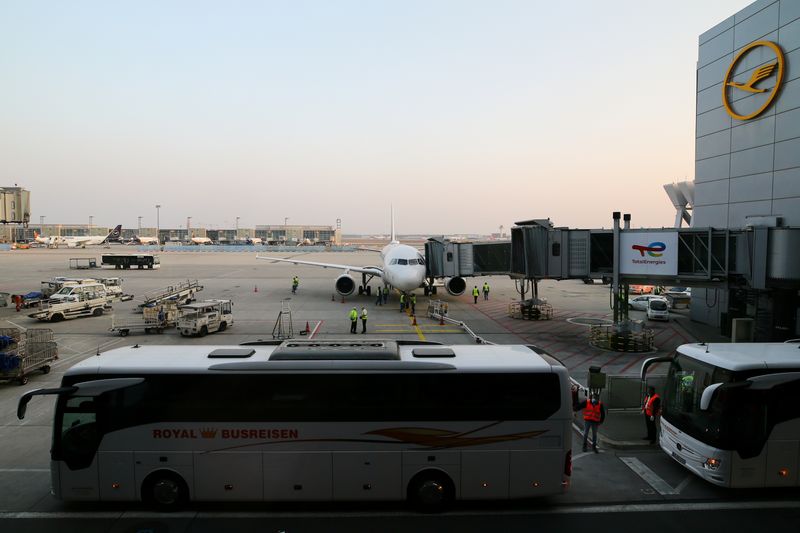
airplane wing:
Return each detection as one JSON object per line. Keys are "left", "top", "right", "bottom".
{"left": 256, "top": 256, "right": 383, "bottom": 276}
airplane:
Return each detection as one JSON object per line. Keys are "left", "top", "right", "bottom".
{"left": 33, "top": 231, "right": 50, "bottom": 245}
{"left": 246, "top": 237, "right": 263, "bottom": 245}
{"left": 190, "top": 236, "right": 213, "bottom": 245}
{"left": 133, "top": 235, "right": 159, "bottom": 245}
{"left": 40, "top": 225, "right": 123, "bottom": 248}
{"left": 256, "top": 210, "right": 427, "bottom": 296}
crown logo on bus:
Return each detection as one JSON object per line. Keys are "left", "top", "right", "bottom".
{"left": 200, "top": 428, "right": 218, "bottom": 439}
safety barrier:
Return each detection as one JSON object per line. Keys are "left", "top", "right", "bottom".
{"left": 507, "top": 301, "right": 553, "bottom": 320}
{"left": 589, "top": 323, "right": 655, "bottom": 352}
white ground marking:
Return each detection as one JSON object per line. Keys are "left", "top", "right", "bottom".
{"left": 620, "top": 456, "right": 679, "bottom": 495}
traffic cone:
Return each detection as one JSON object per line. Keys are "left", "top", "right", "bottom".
{"left": 412, "top": 315, "right": 417, "bottom": 326}
{"left": 254, "top": 285, "right": 258, "bottom": 293}
{"left": 305, "top": 321, "right": 311, "bottom": 334}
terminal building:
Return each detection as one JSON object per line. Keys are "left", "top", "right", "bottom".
{"left": 691, "top": 0, "right": 800, "bottom": 338}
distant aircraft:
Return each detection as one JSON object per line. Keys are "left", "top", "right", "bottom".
{"left": 42, "top": 225, "right": 123, "bottom": 248}
{"left": 33, "top": 231, "right": 50, "bottom": 245}
{"left": 257, "top": 208, "right": 426, "bottom": 296}
{"left": 133, "top": 235, "right": 159, "bottom": 245}
{"left": 190, "top": 236, "right": 213, "bottom": 245}
{"left": 246, "top": 237, "right": 263, "bottom": 245}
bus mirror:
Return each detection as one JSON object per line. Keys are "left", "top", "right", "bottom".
{"left": 699, "top": 383, "right": 723, "bottom": 411}
{"left": 17, "top": 386, "right": 78, "bottom": 420}
{"left": 640, "top": 356, "right": 673, "bottom": 381}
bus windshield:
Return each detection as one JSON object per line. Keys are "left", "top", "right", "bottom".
{"left": 663, "top": 354, "right": 738, "bottom": 449}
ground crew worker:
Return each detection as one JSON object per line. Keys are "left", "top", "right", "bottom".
{"left": 375, "top": 287, "right": 383, "bottom": 306}
{"left": 410, "top": 293, "right": 417, "bottom": 315}
{"left": 360, "top": 306, "right": 368, "bottom": 333}
{"left": 291, "top": 276, "right": 299, "bottom": 294}
{"left": 157, "top": 307, "right": 165, "bottom": 325}
{"left": 399, "top": 293, "right": 406, "bottom": 312}
{"left": 349, "top": 307, "right": 358, "bottom": 334}
{"left": 472, "top": 285, "right": 480, "bottom": 304}
{"left": 574, "top": 393, "right": 605, "bottom": 453}
{"left": 482, "top": 281, "right": 490, "bottom": 300}
{"left": 382, "top": 286, "right": 389, "bottom": 304}
{"left": 642, "top": 386, "right": 661, "bottom": 444}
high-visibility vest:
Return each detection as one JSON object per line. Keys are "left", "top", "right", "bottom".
{"left": 410, "top": 295, "right": 416, "bottom": 304}
{"left": 645, "top": 394, "right": 661, "bottom": 417}
{"left": 583, "top": 400, "right": 602, "bottom": 422}
{"left": 383, "top": 287, "right": 388, "bottom": 294}
{"left": 400, "top": 294, "right": 406, "bottom": 303}
{"left": 349, "top": 310, "right": 358, "bottom": 321}
{"left": 361, "top": 309, "right": 368, "bottom": 319}
{"left": 472, "top": 287, "right": 479, "bottom": 296}
{"left": 483, "top": 283, "right": 489, "bottom": 292}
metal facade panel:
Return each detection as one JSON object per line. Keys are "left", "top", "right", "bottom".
{"left": 699, "top": 28, "right": 734, "bottom": 68}
{"left": 695, "top": 153, "right": 731, "bottom": 182}
{"left": 568, "top": 231, "right": 590, "bottom": 277}
{"left": 692, "top": 204, "right": 729, "bottom": 228}
{"left": 772, "top": 197, "right": 800, "bottom": 225}
{"left": 697, "top": 83, "right": 725, "bottom": 114}
{"left": 773, "top": 167, "right": 800, "bottom": 198}
{"left": 734, "top": 0, "right": 777, "bottom": 25}
{"left": 731, "top": 115, "right": 775, "bottom": 151}
{"left": 696, "top": 106, "right": 733, "bottom": 137}
{"left": 774, "top": 137, "right": 800, "bottom": 170}
{"left": 730, "top": 172, "right": 774, "bottom": 203}
{"left": 694, "top": 179, "right": 730, "bottom": 207}
{"left": 696, "top": 129, "right": 732, "bottom": 159}
{"left": 778, "top": 15, "right": 800, "bottom": 52}
{"left": 730, "top": 144, "right": 774, "bottom": 177}
{"left": 698, "top": 54, "right": 733, "bottom": 91}
{"left": 776, "top": 77, "right": 800, "bottom": 113}
{"left": 775, "top": 106, "right": 800, "bottom": 141}
{"left": 728, "top": 200, "right": 774, "bottom": 228}
{"left": 700, "top": 14, "right": 734, "bottom": 45}
{"left": 733, "top": 2, "right": 780, "bottom": 50}
{"left": 780, "top": 0, "right": 800, "bottom": 27}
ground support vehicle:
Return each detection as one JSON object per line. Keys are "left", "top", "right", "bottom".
{"left": 16, "top": 340, "right": 572, "bottom": 509}
{"left": 177, "top": 299, "right": 232, "bottom": 336}
{"left": 642, "top": 342, "right": 800, "bottom": 488}
{"left": 110, "top": 302, "right": 178, "bottom": 337}
{"left": 138, "top": 280, "right": 202, "bottom": 310}
{"left": 0, "top": 328, "right": 57, "bottom": 385}
{"left": 102, "top": 253, "right": 160, "bottom": 270}
{"left": 28, "top": 294, "right": 110, "bottom": 322}
{"left": 18, "top": 292, "right": 44, "bottom": 308}
{"left": 69, "top": 257, "right": 98, "bottom": 269}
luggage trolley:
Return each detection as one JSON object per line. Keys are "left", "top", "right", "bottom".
{"left": 0, "top": 329, "right": 58, "bottom": 385}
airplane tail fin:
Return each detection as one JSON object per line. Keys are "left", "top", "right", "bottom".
{"left": 104, "top": 224, "right": 122, "bottom": 243}
{"left": 390, "top": 205, "right": 397, "bottom": 244}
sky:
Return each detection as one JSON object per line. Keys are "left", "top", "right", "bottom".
{"left": 0, "top": 0, "right": 754, "bottom": 234}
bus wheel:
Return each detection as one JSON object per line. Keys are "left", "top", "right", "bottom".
{"left": 200, "top": 326, "right": 208, "bottom": 337}
{"left": 93, "top": 307, "right": 104, "bottom": 317}
{"left": 143, "top": 471, "right": 188, "bottom": 511}
{"left": 218, "top": 322, "right": 227, "bottom": 332}
{"left": 407, "top": 470, "right": 454, "bottom": 512}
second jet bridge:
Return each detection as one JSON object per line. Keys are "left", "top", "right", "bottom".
{"left": 425, "top": 237, "right": 511, "bottom": 296}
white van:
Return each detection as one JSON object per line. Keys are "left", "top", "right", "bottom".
{"left": 646, "top": 297, "right": 670, "bottom": 321}
{"left": 49, "top": 283, "right": 107, "bottom": 304}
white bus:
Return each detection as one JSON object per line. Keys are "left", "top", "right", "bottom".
{"left": 641, "top": 342, "right": 800, "bottom": 488}
{"left": 18, "top": 340, "right": 573, "bottom": 510}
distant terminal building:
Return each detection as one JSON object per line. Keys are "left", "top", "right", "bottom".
{"left": 255, "top": 225, "right": 340, "bottom": 245}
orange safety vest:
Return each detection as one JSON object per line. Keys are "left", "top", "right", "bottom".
{"left": 583, "top": 400, "right": 602, "bottom": 422}
{"left": 645, "top": 394, "right": 661, "bottom": 417}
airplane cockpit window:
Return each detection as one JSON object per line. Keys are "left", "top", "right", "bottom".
{"left": 397, "top": 259, "right": 408, "bottom": 265}
{"left": 390, "top": 259, "right": 398, "bottom": 265}
{"left": 407, "top": 259, "right": 417, "bottom": 265}
{"left": 417, "top": 256, "right": 426, "bottom": 265}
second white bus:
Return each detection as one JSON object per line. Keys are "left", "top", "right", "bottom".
{"left": 18, "top": 340, "right": 573, "bottom": 510}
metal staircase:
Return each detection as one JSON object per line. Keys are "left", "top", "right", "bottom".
{"left": 272, "top": 298, "right": 294, "bottom": 340}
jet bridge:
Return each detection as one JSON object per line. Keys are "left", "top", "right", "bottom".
{"left": 424, "top": 237, "right": 510, "bottom": 296}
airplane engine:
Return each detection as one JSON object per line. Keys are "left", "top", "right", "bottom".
{"left": 445, "top": 277, "right": 466, "bottom": 296}
{"left": 335, "top": 275, "right": 356, "bottom": 296}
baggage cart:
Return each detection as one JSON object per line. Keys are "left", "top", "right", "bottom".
{"left": 0, "top": 328, "right": 58, "bottom": 386}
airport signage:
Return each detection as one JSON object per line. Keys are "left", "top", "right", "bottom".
{"left": 620, "top": 232, "right": 678, "bottom": 276}
{"left": 722, "top": 40, "right": 785, "bottom": 121}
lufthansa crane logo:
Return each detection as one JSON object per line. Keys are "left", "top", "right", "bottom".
{"left": 722, "top": 41, "right": 785, "bottom": 121}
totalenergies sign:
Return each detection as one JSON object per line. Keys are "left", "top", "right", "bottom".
{"left": 722, "top": 40, "right": 785, "bottom": 121}
{"left": 620, "top": 232, "right": 678, "bottom": 276}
